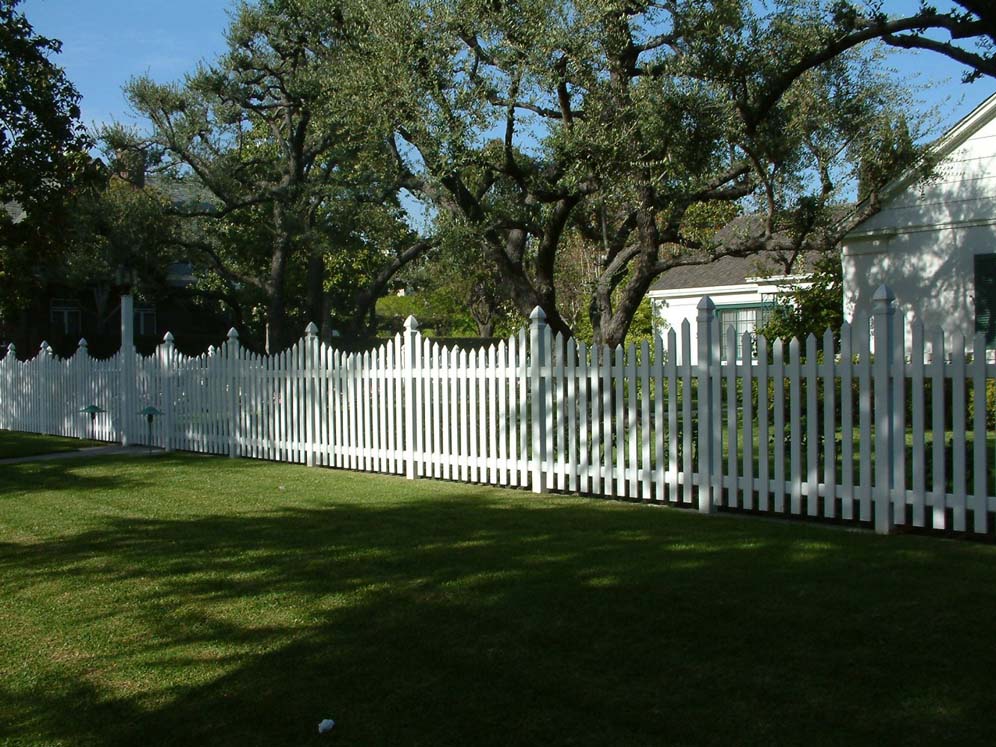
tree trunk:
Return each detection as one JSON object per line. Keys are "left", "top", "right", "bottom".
{"left": 306, "top": 248, "right": 325, "bottom": 332}
{"left": 265, "top": 240, "right": 289, "bottom": 354}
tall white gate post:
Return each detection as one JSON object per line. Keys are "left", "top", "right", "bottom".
{"left": 120, "top": 293, "right": 135, "bottom": 446}
{"left": 0, "top": 343, "right": 13, "bottom": 431}
{"left": 226, "top": 327, "right": 240, "bottom": 459}
{"left": 305, "top": 322, "right": 319, "bottom": 467}
{"left": 39, "top": 341, "right": 53, "bottom": 435}
{"left": 529, "top": 306, "right": 548, "bottom": 494}
{"left": 873, "top": 285, "right": 896, "bottom": 534}
{"left": 696, "top": 297, "right": 716, "bottom": 513}
{"left": 162, "top": 332, "right": 175, "bottom": 452}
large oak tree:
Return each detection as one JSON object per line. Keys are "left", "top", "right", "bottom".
{"left": 313, "top": 0, "right": 929, "bottom": 346}
{"left": 119, "top": 0, "right": 429, "bottom": 351}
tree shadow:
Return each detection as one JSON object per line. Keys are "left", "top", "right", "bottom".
{"left": 2, "top": 479, "right": 996, "bottom": 745}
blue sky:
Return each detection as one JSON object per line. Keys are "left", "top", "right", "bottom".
{"left": 19, "top": 0, "right": 996, "bottom": 140}
{"left": 21, "top": 0, "right": 233, "bottom": 130}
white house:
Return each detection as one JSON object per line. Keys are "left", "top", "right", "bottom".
{"left": 842, "top": 92, "right": 996, "bottom": 349}
{"left": 648, "top": 249, "right": 816, "bottom": 361}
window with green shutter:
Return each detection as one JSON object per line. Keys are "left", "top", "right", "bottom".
{"left": 974, "top": 254, "right": 996, "bottom": 347}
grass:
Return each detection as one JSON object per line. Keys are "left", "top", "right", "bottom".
{"left": 2, "top": 453, "right": 996, "bottom": 746}
{"left": 0, "top": 430, "right": 104, "bottom": 460}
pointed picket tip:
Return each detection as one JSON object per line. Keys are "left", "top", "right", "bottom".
{"left": 305, "top": 321, "right": 319, "bottom": 337}
{"left": 227, "top": 327, "right": 239, "bottom": 341}
{"left": 529, "top": 306, "right": 546, "bottom": 322}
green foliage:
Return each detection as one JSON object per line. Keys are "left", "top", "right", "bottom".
{"left": 114, "top": 0, "right": 419, "bottom": 349}
{"left": 61, "top": 177, "right": 180, "bottom": 298}
{"left": 0, "top": 0, "right": 90, "bottom": 213}
{"left": 310, "top": 0, "right": 928, "bottom": 346}
{"left": 0, "top": 0, "right": 93, "bottom": 320}
{"left": 758, "top": 252, "right": 843, "bottom": 345}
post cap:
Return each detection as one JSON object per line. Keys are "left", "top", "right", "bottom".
{"left": 78, "top": 338, "right": 88, "bottom": 348}
{"left": 305, "top": 321, "right": 319, "bottom": 337}
{"left": 529, "top": 306, "right": 546, "bottom": 322}
{"left": 404, "top": 315, "right": 419, "bottom": 331}
{"left": 872, "top": 284, "right": 895, "bottom": 305}
{"left": 227, "top": 327, "right": 239, "bottom": 341}
{"left": 163, "top": 331, "right": 175, "bottom": 344}
{"left": 6, "top": 342, "right": 15, "bottom": 354}
{"left": 696, "top": 296, "right": 716, "bottom": 312}
{"left": 696, "top": 296, "right": 716, "bottom": 323}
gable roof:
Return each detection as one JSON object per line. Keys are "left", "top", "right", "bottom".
{"left": 650, "top": 249, "right": 821, "bottom": 293}
{"left": 845, "top": 92, "right": 996, "bottom": 238}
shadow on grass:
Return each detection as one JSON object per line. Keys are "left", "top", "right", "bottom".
{"left": 0, "top": 457, "right": 161, "bottom": 497}
{"left": 2, "top": 464, "right": 996, "bottom": 745}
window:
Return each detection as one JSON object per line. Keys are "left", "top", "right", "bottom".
{"left": 50, "top": 299, "right": 82, "bottom": 339}
{"left": 716, "top": 304, "right": 773, "bottom": 360}
{"left": 975, "top": 254, "right": 996, "bottom": 347}
{"left": 135, "top": 306, "right": 157, "bottom": 337}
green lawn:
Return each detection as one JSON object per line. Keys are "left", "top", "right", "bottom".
{"left": 0, "top": 430, "right": 104, "bottom": 460}
{"left": 2, "top": 454, "right": 996, "bottom": 746}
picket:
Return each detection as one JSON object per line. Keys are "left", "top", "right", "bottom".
{"left": 952, "top": 335, "right": 968, "bottom": 532}
{"left": 931, "top": 328, "right": 947, "bottom": 530}
{"left": 806, "top": 334, "right": 818, "bottom": 518}
{"left": 973, "top": 332, "right": 988, "bottom": 533}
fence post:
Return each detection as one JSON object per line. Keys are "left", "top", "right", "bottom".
{"left": 226, "top": 327, "right": 240, "bottom": 459}
{"left": 305, "top": 322, "right": 318, "bottom": 467}
{"left": 120, "top": 293, "right": 134, "bottom": 446}
{"left": 404, "top": 315, "right": 419, "bottom": 480}
{"left": 696, "top": 297, "right": 716, "bottom": 513}
{"left": 162, "top": 332, "right": 175, "bottom": 453}
{"left": 873, "top": 284, "right": 896, "bottom": 534}
{"left": 530, "top": 306, "right": 548, "bottom": 494}
{"left": 5, "top": 343, "right": 15, "bottom": 431}
{"left": 39, "top": 341, "right": 53, "bottom": 435}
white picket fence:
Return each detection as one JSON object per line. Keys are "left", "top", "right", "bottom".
{"left": 2, "top": 286, "right": 995, "bottom": 537}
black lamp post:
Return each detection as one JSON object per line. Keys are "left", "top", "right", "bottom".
{"left": 80, "top": 405, "right": 105, "bottom": 441}
{"left": 139, "top": 406, "right": 164, "bottom": 455}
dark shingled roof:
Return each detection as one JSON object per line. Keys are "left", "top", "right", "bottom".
{"left": 650, "top": 211, "right": 846, "bottom": 293}
{"left": 650, "top": 249, "right": 822, "bottom": 292}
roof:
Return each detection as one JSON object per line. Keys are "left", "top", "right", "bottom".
{"left": 650, "top": 249, "right": 820, "bottom": 293}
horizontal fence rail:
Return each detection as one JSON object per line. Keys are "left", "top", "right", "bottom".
{"left": 2, "top": 286, "right": 994, "bottom": 538}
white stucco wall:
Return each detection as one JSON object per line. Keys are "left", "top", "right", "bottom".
{"left": 842, "top": 97, "right": 996, "bottom": 349}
